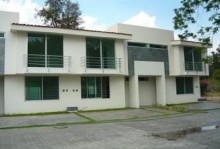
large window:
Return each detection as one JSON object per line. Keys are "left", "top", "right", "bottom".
{"left": 81, "top": 77, "right": 110, "bottom": 99}
{"left": 184, "top": 47, "right": 202, "bottom": 71}
{"left": 86, "top": 38, "right": 115, "bottom": 69}
{"left": 28, "top": 33, "right": 63, "bottom": 67}
{"left": 26, "top": 77, "right": 59, "bottom": 100}
{"left": 176, "top": 77, "right": 193, "bottom": 94}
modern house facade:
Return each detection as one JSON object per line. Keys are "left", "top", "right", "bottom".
{"left": 0, "top": 11, "right": 210, "bottom": 114}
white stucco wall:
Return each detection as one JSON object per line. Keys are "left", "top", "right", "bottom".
{"left": 0, "top": 77, "right": 4, "bottom": 114}
{"left": 169, "top": 45, "right": 209, "bottom": 76}
{"left": 0, "top": 11, "right": 19, "bottom": 75}
{"left": 139, "top": 77, "right": 156, "bottom": 106}
{"left": 13, "top": 32, "right": 126, "bottom": 75}
{"left": 166, "top": 76, "right": 200, "bottom": 104}
{"left": 4, "top": 75, "right": 126, "bottom": 114}
{"left": 107, "top": 23, "right": 174, "bottom": 46}
{"left": 129, "top": 61, "right": 166, "bottom": 106}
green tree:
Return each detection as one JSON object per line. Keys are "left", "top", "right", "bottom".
{"left": 209, "top": 45, "right": 220, "bottom": 75}
{"left": 173, "top": 0, "right": 220, "bottom": 43}
{"left": 36, "top": 0, "right": 83, "bottom": 29}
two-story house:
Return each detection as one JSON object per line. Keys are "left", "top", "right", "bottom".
{"left": 0, "top": 11, "right": 211, "bottom": 114}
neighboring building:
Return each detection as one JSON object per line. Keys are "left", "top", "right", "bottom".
{"left": 0, "top": 11, "right": 211, "bottom": 114}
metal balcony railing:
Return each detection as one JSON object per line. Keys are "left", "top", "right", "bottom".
{"left": 81, "top": 57, "right": 122, "bottom": 73}
{"left": 184, "top": 62, "right": 206, "bottom": 72}
{"left": 24, "top": 54, "right": 71, "bottom": 69}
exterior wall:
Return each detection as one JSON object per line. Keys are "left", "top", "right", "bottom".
{"left": 139, "top": 77, "right": 156, "bottom": 106}
{"left": 0, "top": 77, "right": 4, "bottom": 114}
{"left": 166, "top": 76, "right": 200, "bottom": 104}
{"left": 0, "top": 11, "right": 19, "bottom": 75}
{"left": 128, "top": 47, "right": 169, "bottom": 75}
{"left": 128, "top": 61, "right": 166, "bottom": 107}
{"left": 107, "top": 23, "right": 174, "bottom": 45}
{"left": 14, "top": 32, "right": 126, "bottom": 75}
{"left": 124, "top": 80, "right": 130, "bottom": 107}
{"left": 4, "top": 75, "right": 126, "bottom": 114}
{"left": 169, "top": 45, "right": 209, "bottom": 76}
{"left": 0, "top": 38, "right": 5, "bottom": 74}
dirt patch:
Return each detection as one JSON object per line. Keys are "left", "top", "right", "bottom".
{"left": 207, "top": 96, "right": 220, "bottom": 104}
{"left": 152, "top": 127, "right": 201, "bottom": 141}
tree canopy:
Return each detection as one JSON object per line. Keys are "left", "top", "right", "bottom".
{"left": 173, "top": 0, "right": 220, "bottom": 43}
{"left": 36, "top": 0, "right": 83, "bottom": 29}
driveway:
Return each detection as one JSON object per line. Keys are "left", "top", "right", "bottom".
{"left": 0, "top": 102, "right": 220, "bottom": 149}
{"left": 0, "top": 109, "right": 219, "bottom": 149}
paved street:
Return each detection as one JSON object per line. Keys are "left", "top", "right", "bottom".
{"left": 0, "top": 107, "right": 220, "bottom": 149}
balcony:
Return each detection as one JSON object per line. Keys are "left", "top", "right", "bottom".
{"left": 184, "top": 62, "right": 208, "bottom": 75}
{"left": 23, "top": 54, "right": 71, "bottom": 73}
{"left": 81, "top": 57, "right": 122, "bottom": 74}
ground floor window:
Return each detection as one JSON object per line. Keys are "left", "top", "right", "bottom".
{"left": 176, "top": 77, "right": 193, "bottom": 94}
{"left": 25, "top": 77, "right": 59, "bottom": 100}
{"left": 81, "top": 77, "right": 110, "bottom": 99}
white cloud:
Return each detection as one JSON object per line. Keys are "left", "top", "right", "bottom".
{"left": 0, "top": 0, "right": 43, "bottom": 25}
{"left": 123, "top": 11, "right": 157, "bottom": 28}
{"left": 81, "top": 15, "right": 107, "bottom": 31}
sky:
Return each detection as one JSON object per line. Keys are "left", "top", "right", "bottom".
{"left": 0, "top": 0, "right": 219, "bottom": 53}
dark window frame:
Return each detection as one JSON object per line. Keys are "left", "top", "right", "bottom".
{"left": 81, "top": 76, "right": 110, "bottom": 99}
{"left": 86, "top": 37, "right": 115, "bottom": 69}
{"left": 25, "top": 76, "right": 59, "bottom": 101}
{"left": 176, "top": 77, "right": 194, "bottom": 95}
{"left": 28, "top": 33, "right": 63, "bottom": 68}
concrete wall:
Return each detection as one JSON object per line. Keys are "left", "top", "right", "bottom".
{"left": 169, "top": 45, "right": 209, "bottom": 76}
{"left": 107, "top": 23, "right": 174, "bottom": 45}
{"left": 128, "top": 61, "right": 166, "bottom": 107}
{"left": 13, "top": 32, "right": 126, "bottom": 75}
{"left": 4, "top": 75, "right": 126, "bottom": 114}
{"left": 139, "top": 77, "right": 156, "bottom": 106}
{"left": 0, "top": 39, "right": 5, "bottom": 74}
{"left": 166, "top": 76, "right": 200, "bottom": 104}
{"left": 128, "top": 47, "right": 169, "bottom": 75}
{"left": 0, "top": 77, "right": 4, "bottom": 114}
{"left": 0, "top": 11, "right": 19, "bottom": 75}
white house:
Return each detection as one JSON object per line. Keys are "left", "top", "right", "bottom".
{"left": 0, "top": 11, "right": 211, "bottom": 114}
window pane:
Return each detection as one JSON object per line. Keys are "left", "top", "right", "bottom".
{"left": 102, "top": 77, "right": 110, "bottom": 98}
{"left": 102, "top": 39, "right": 115, "bottom": 68}
{"left": 47, "top": 35, "right": 63, "bottom": 68}
{"left": 86, "top": 38, "right": 101, "bottom": 68}
{"left": 176, "top": 77, "right": 184, "bottom": 94}
{"left": 26, "top": 77, "right": 42, "bottom": 100}
{"left": 81, "top": 77, "right": 87, "bottom": 98}
{"left": 87, "top": 77, "right": 96, "bottom": 98}
{"left": 185, "top": 77, "right": 193, "bottom": 94}
{"left": 184, "top": 47, "right": 193, "bottom": 71}
{"left": 194, "top": 50, "right": 202, "bottom": 71}
{"left": 96, "top": 77, "right": 101, "bottom": 98}
{"left": 43, "top": 77, "right": 59, "bottom": 100}
{"left": 28, "top": 33, "right": 45, "bottom": 67}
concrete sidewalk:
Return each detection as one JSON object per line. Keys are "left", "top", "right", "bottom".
{"left": 0, "top": 113, "right": 88, "bottom": 129}
{"left": 181, "top": 102, "right": 220, "bottom": 111}
{"left": 0, "top": 108, "right": 173, "bottom": 129}
{"left": 1, "top": 102, "right": 219, "bottom": 129}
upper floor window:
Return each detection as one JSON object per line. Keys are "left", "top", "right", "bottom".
{"left": 86, "top": 38, "right": 115, "bottom": 69}
{"left": 0, "top": 32, "right": 4, "bottom": 38}
{"left": 184, "top": 47, "right": 202, "bottom": 71}
{"left": 28, "top": 33, "right": 63, "bottom": 68}
{"left": 128, "top": 42, "right": 167, "bottom": 49}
